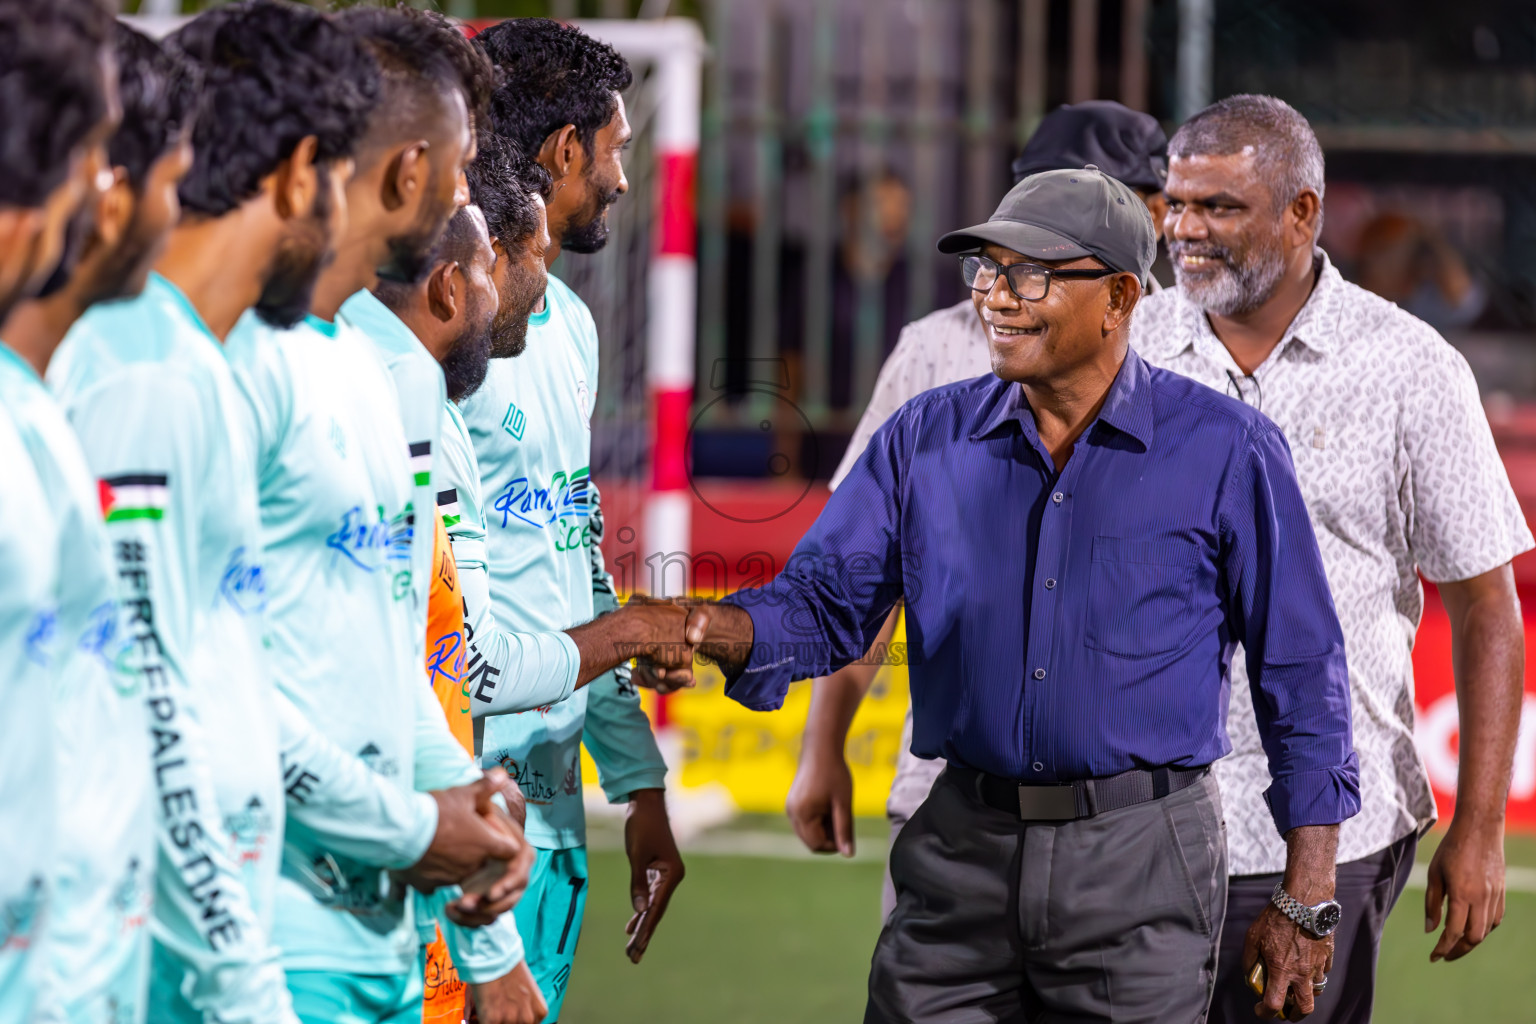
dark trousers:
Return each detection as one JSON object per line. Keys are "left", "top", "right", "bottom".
{"left": 865, "top": 767, "right": 1227, "bottom": 1024}
{"left": 1208, "top": 833, "right": 1418, "bottom": 1024}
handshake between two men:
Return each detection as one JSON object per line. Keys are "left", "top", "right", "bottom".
{"left": 569, "top": 595, "right": 754, "bottom": 694}
{"left": 393, "top": 596, "right": 728, "bottom": 935}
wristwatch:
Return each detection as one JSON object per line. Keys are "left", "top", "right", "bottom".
{"left": 1271, "top": 883, "right": 1343, "bottom": 939}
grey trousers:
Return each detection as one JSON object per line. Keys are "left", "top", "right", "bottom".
{"left": 866, "top": 766, "right": 1227, "bottom": 1024}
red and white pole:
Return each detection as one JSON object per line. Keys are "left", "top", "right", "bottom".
{"left": 635, "top": 22, "right": 702, "bottom": 595}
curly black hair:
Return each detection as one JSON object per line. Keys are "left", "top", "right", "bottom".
{"left": 334, "top": 3, "right": 496, "bottom": 137}
{"left": 111, "top": 23, "right": 202, "bottom": 191}
{"left": 473, "top": 18, "right": 631, "bottom": 165}
{"left": 466, "top": 129, "right": 552, "bottom": 247}
{"left": 168, "top": 0, "right": 380, "bottom": 218}
{"left": 0, "top": 0, "right": 115, "bottom": 207}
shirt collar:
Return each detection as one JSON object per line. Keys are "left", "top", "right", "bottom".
{"left": 969, "top": 349, "right": 1156, "bottom": 452}
{"left": 0, "top": 339, "right": 40, "bottom": 384}
{"left": 527, "top": 285, "right": 553, "bottom": 328}
{"left": 336, "top": 288, "right": 419, "bottom": 351}
{"left": 1149, "top": 248, "right": 1348, "bottom": 364}
{"left": 147, "top": 272, "right": 219, "bottom": 345}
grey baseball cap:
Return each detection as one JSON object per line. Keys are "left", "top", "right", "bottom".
{"left": 937, "top": 166, "right": 1156, "bottom": 280}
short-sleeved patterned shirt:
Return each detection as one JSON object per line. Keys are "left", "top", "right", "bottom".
{"left": 1131, "top": 250, "right": 1534, "bottom": 874}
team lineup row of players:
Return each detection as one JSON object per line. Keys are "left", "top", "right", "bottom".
{"left": 0, "top": 3, "right": 703, "bottom": 1023}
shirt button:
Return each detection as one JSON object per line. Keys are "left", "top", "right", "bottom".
{"left": 1033, "top": 667, "right": 1046, "bottom": 680}
{"left": 1052, "top": 491, "right": 1064, "bottom": 504}
{"left": 1032, "top": 761, "right": 1045, "bottom": 772}
{"left": 1044, "top": 578, "right": 1056, "bottom": 590}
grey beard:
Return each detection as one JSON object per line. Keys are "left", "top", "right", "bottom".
{"left": 1173, "top": 243, "right": 1287, "bottom": 317}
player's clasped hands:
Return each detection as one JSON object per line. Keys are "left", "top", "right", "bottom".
{"left": 401, "top": 768, "right": 537, "bottom": 928}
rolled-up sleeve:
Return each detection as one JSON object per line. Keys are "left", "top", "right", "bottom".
{"left": 720, "top": 414, "right": 909, "bottom": 711}
{"left": 1220, "top": 424, "right": 1361, "bottom": 835}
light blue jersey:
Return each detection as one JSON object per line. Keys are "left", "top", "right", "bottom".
{"left": 53, "top": 276, "right": 446, "bottom": 1023}
{"left": 337, "top": 290, "right": 439, "bottom": 658}
{"left": 0, "top": 404, "right": 61, "bottom": 1024}
{"left": 227, "top": 309, "right": 517, "bottom": 983}
{"left": 336, "top": 289, "right": 526, "bottom": 982}
{"left": 457, "top": 275, "right": 666, "bottom": 849}
{"left": 0, "top": 342, "right": 155, "bottom": 1024}
{"left": 438, "top": 399, "right": 579, "bottom": 730}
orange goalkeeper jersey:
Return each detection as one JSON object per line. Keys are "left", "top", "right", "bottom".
{"left": 424, "top": 509, "right": 472, "bottom": 1023}
{"left": 426, "top": 510, "right": 473, "bottom": 753}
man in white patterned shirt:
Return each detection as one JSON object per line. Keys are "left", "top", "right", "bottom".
{"left": 783, "top": 102, "right": 1170, "bottom": 920}
{"left": 1130, "top": 94, "right": 1532, "bottom": 1024}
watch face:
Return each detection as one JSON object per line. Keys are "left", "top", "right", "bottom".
{"left": 1314, "top": 902, "right": 1343, "bottom": 935}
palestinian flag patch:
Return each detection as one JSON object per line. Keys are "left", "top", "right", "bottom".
{"left": 437, "top": 488, "right": 461, "bottom": 528}
{"left": 99, "top": 474, "right": 168, "bottom": 522}
{"left": 409, "top": 441, "right": 431, "bottom": 487}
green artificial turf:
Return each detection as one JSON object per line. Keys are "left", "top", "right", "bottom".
{"left": 560, "top": 820, "right": 1536, "bottom": 1023}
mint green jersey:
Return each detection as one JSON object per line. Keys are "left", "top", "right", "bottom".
{"left": 0, "top": 404, "right": 61, "bottom": 1024}
{"left": 336, "top": 289, "right": 525, "bottom": 980}
{"left": 226, "top": 309, "right": 498, "bottom": 977}
{"left": 457, "top": 276, "right": 666, "bottom": 849}
{"left": 438, "top": 399, "right": 579, "bottom": 727}
{"left": 53, "top": 277, "right": 445, "bottom": 1021}
{"left": 337, "top": 290, "right": 439, "bottom": 657}
{"left": 48, "top": 278, "right": 295, "bottom": 1024}
{"left": 0, "top": 342, "right": 156, "bottom": 1024}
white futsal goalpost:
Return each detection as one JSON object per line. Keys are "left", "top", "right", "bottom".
{"left": 125, "top": 13, "right": 704, "bottom": 580}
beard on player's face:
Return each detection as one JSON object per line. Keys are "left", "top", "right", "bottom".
{"left": 32, "top": 204, "right": 94, "bottom": 300}
{"left": 559, "top": 164, "right": 622, "bottom": 255}
{"left": 31, "top": 191, "right": 165, "bottom": 308}
{"left": 441, "top": 289, "right": 495, "bottom": 402}
{"left": 488, "top": 251, "right": 546, "bottom": 359}
{"left": 376, "top": 191, "right": 455, "bottom": 287}
{"left": 487, "top": 305, "right": 527, "bottom": 359}
{"left": 83, "top": 201, "right": 169, "bottom": 306}
{"left": 255, "top": 184, "right": 334, "bottom": 328}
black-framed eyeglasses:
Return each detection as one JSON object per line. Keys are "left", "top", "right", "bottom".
{"left": 960, "top": 254, "right": 1117, "bottom": 301}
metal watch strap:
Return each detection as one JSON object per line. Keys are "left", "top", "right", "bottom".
{"left": 1272, "top": 883, "right": 1322, "bottom": 937}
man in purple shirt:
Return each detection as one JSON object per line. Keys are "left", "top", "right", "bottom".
{"left": 655, "top": 168, "right": 1360, "bottom": 1022}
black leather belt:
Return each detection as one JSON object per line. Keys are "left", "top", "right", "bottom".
{"left": 948, "top": 762, "right": 1209, "bottom": 821}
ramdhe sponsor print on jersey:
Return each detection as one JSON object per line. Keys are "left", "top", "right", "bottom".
{"left": 490, "top": 465, "right": 592, "bottom": 553}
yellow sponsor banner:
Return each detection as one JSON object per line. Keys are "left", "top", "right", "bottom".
{"left": 581, "top": 616, "right": 912, "bottom": 816}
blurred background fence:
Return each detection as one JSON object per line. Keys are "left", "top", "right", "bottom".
{"left": 128, "top": 0, "right": 1536, "bottom": 480}
{"left": 117, "top": 2, "right": 1536, "bottom": 1017}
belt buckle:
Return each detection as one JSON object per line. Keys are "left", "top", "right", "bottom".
{"left": 1016, "top": 783, "right": 1078, "bottom": 821}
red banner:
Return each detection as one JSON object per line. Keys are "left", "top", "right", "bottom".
{"left": 1412, "top": 587, "right": 1536, "bottom": 832}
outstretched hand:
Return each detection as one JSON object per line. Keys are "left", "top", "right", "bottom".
{"left": 567, "top": 595, "right": 702, "bottom": 690}
{"left": 622, "top": 594, "right": 699, "bottom": 682}
{"left": 631, "top": 601, "right": 752, "bottom": 689}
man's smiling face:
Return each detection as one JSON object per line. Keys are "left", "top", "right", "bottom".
{"left": 1163, "top": 151, "right": 1289, "bottom": 317}
{"left": 971, "top": 244, "right": 1118, "bottom": 386}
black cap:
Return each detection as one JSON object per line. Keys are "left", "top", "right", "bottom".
{"left": 936, "top": 166, "right": 1156, "bottom": 280}
{"left": 1010, "top": 101, "right": 1168, "bottom": 190}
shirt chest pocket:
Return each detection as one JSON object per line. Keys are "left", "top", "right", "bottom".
{"left": 1084, "top": 536, "right": 1203, "bottom": 658}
